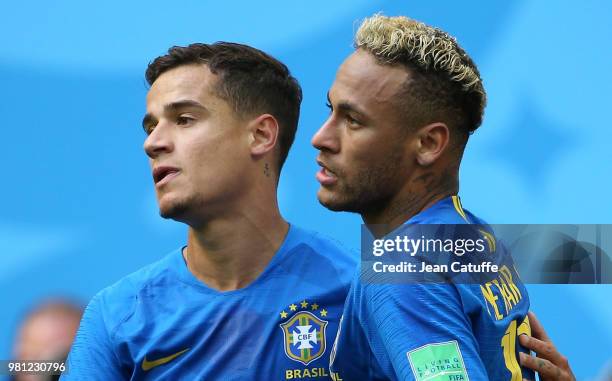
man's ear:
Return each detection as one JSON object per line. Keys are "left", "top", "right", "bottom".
{"left": 247, "top": 114, "right": 279, "bottom": 157}
{"left": 414, "top": 122, "right": 450, "bottom": 166}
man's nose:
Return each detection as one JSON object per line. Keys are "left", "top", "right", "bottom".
{"left": 144, "top": 122, "right": 174, "bottom": 159}
{"left": 311, "top": 116, "right": 340, "bottom": 153}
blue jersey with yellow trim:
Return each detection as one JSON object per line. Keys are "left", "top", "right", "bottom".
{"left": 62, "top": 225, "right": 356, "bottom": 380}
{"left": 329, "top": 196, "right": 535, "bottom": 381}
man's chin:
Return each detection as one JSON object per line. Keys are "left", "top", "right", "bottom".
{"left": 157, "top": 200, "right": 189, "bottom": 221}
{"left": 158, "top": 209, "right": 175, "bottom": 219}
{"left": 317, "top": 189, "right": 357, "bottom": 213}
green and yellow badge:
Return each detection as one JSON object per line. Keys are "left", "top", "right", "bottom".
{"left": 407, "top": 340, "right": 469, "bottom": 381}
{"left": 279, "top": 300, "right": 329, "bottom": 365}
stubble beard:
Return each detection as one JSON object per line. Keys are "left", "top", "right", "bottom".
{"left": 318, "top": 147, "right": 406, "bottom": 216}
{"left": 158, "top": 191, "right": 198, "bottom": 223}
{"left": 159, "top": 201, "right": 189, "bottom": 221}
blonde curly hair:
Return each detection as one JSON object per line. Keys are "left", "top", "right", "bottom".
{"left": 355, "top": 14, "right": 486, "bottom": 134}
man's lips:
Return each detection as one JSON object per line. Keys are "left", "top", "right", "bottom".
{"left": 316, "top": 160, "right": 337, "bottom": 186}
{"left": 153, "top": 166, "right": 180, "bottom": 186}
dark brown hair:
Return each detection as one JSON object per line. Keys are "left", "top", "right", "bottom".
{"left": 146, "top": 42, "right": 302, "bottom": 171}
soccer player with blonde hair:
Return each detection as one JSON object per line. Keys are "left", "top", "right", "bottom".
{"left": 314, "top": 14, "right": 574, "bottom": 380}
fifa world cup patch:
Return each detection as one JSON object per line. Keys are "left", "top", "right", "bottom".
{"left": 407, "top": 340, "right": 469, "bottom": 381}
{"left": 279, "top": 300, "right": 329, "bottom": 365}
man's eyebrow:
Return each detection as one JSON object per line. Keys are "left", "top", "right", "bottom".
{"left": 326, "top": 91, "right": 369, "bottom": 119}
{"left": 336, "top": 102, "right": 367, "bottom": 117}
{"left": 142, "top": 100, "right": 208, "bottom": 132}
{"left": 165, "top": 100, "right": 207, "bottom": 113}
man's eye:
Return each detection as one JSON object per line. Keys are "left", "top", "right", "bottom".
{"left": 176, "top": 116, "right": 194, "bottom": 125}
{"left": 346, "top": 115, "right": 360, "bottom": 127}
{"left": 144, "top": 125, "right": 155, "bottom": 135}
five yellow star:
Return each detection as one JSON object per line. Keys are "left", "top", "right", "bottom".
{"left": 320, "top": 309, "right": 328, "bottom": 317}
{"left": 300, "top": 300, "right": 309, "bottom": 308}
{"left": 289, "top": 304, "right": 297, "bottom": 311}
{"left": 311, "top": 303, "right": 319, "bottom": 310}
{"left": 280, "top": 311, "right": 288, "bottom": 319}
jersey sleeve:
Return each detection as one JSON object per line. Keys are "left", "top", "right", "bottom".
{"left": 364, "top": 283, "right": 489, "bottom": 381}
{"left": 60, "top": 294, "right": 127, "bottom": 380}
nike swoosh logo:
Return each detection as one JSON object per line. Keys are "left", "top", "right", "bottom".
{"left": 141, "top": 348, "right": 190, "bottom": 371}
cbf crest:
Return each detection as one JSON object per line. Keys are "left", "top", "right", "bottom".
{"left": 279, "top": 300, "right": 329, "bottom": 365}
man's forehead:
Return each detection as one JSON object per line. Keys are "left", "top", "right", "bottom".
{"left": 146, "top": 64, "right": 217, "bottom": 107}
{"left": 332, "top": 50, "right": 409, "bottom": 102}
{"left": 326, "top": 51, "right": 414, "bottom": 128}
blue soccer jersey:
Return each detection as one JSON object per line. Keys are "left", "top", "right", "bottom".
{"left": 62, "top": 225, "right": 356, "bottom": 380}
{"left": 330, "top": 196, "right": 535, "bottom": 381}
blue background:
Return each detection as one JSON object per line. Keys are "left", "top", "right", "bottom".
{"left": 1, "top": 1, "right": 610, "bottom": 379}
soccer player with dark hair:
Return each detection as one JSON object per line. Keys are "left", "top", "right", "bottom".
{"left": 313, "top": 15, "right": 574, "bottom": 380}
{"left": 62, "top": 42, "right": 355, "bottom": 380}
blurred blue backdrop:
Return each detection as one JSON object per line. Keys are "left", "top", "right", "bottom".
{"left": 1, "top": 1, "right": 610, "bottom": 379}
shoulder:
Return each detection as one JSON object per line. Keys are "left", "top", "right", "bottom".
{"left": 88, "top": 249, "right": 181, "bottom": 335}
{"left": 413, "top": 196, "right": 486, "bottom": 225}
{"left": 284, "top": 224, "right": 358, "bottom": 282}
{"left": 290, "top": 225, "right": 357, "bottom": 263}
